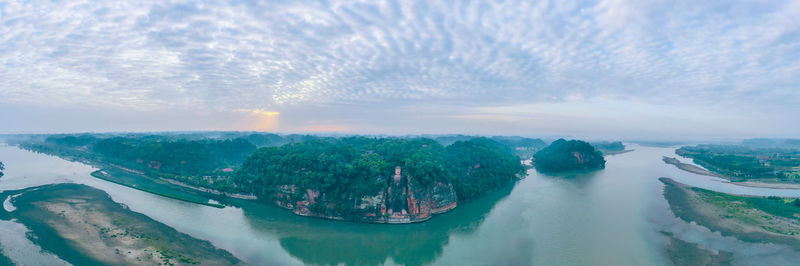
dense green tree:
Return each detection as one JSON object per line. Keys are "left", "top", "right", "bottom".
{"left": 533, "top": 139, "right": 605, "bottom": 172}
{"left": 91, "top": 137, "right": 255, "bottom": 176}
{"left": 235, "top": 137, "right": 523, "bottom": 202}
{"left": 447, "top": 137, "right": 525, "bottom": 201}
{"left": 45, "top": 134, "right": 98, "bottom": 147}
{"left": 22, "top": 134, "right": 526, "bottom": 203}
{"left": 675, "top": 144, "right": 800, "bottom": 180}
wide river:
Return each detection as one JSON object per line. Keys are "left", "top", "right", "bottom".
{"left": 2, "top": 144, "right": 800, "bottom": 265}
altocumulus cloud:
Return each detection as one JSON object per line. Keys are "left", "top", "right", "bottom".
{"left": 0, "top": 0, "right": 798, "bottom": 138}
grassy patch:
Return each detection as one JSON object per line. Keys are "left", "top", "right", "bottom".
{"left": 91, "top": 170, "right": 223, "bottom": 208}
{"left": 690, "top": 187, "right": 800, "bottom": 219}
{"left": 663, "top": 178, "right": 800, "bottom": 247}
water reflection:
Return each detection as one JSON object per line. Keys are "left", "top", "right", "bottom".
{"left": 536, "top": 168, "right": 603, "bottom": 189}
{"left": 654, "top": 197, "right": 800, "bottom": 265}
{"left": 237, "top": 184, "right": 515, "bottom": 265}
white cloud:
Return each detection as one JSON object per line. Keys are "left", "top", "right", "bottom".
{"left": 0, "top": 0, "right": 798, "bottom": 136}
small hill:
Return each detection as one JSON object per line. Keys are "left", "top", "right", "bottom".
{"left": 533, "top": 139, "right": 605, "bottom": 172}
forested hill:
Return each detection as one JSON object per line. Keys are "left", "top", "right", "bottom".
{"left": 234, "top": 137, "right": 525, "bottom": 202}
{"left": 533, "top": 139, "right": 605, "bottom": 172}
{"left": 434, "top": 135, "right": 547, "bottom": 159}
{"left": 17, "top": 134, "right": 526, "bottom": 202}
{"left": 92, "top": 137, "right": 256, "bottom": 175}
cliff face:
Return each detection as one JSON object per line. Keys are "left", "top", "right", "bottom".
{"left": 271, "top": 166, "right": 457, "bottom": 223}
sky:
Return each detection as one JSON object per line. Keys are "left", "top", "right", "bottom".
{"left": 1, "top": 0, "right": 799, "bottom": 140}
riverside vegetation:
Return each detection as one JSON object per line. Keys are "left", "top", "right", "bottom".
{"left": 14, "top": 133, "right": 546, "bottom": 223}
{"left": 676, "top": 142, "right": 800, "bottom": 182}
{"left": 8, "top": 138, "right": 799, "bottom": 265}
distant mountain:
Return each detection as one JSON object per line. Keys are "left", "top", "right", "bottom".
{"left": 433, "top": 135, "right": 475, "bottom": 146}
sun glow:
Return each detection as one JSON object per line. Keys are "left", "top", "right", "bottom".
{"left": 235, "top": 109, "right": 280, "bottom": 131}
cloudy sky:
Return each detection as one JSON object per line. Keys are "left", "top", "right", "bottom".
{"left": 1, "top": 0, "right": 798, "bottom": 140}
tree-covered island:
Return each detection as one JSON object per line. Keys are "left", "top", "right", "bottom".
{"left": 533, "top": 139, "right": 606, "bottom": 173}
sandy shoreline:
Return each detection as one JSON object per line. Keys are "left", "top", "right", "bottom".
{"left": 662, "top": 156, "right": 723, "bottom": 178}
{"left": 725, "top": 181, "right": 800, "bottom": 190}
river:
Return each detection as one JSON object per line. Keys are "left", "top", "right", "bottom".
{"left": 1, "top": 144, "right": 799, "bottom": 265}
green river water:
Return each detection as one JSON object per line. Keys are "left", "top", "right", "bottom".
{"left": 1, "top": 144, "right": 800, "bottom": 265}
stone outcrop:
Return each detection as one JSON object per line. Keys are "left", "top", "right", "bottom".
{"left": 271, "top": 166, "right": 458, "bottom": 223}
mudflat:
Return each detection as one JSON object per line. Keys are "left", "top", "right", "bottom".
{"left": 4, "top": 183, "right": 242, "bottom": 265}
{"left": 660, "top": 177, "right": 800, "bottom": 248}
{"left": 661, "top": 231, "right": 733, "bottom": 266}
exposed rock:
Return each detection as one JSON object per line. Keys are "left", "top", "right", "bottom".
{"left": 272, "top": 166, "right": 458, "bottom": 223}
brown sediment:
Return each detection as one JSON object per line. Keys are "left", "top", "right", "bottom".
{"left": 660, "top": 177, "right": 800, "bottom": 248}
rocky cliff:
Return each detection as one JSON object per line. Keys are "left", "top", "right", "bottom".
{"left": 271, "top": 166, "right": 457, "bottom": 223}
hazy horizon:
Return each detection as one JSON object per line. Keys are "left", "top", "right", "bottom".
{"left": 2, "top": 1, "right": 799, "bottom": 139}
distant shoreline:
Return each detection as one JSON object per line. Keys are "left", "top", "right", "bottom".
{"left": 725, "top": 181, "right": 800, "bottom": 190}
{"left": 663, "top": 156, "right": 800, "bottom": 190}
